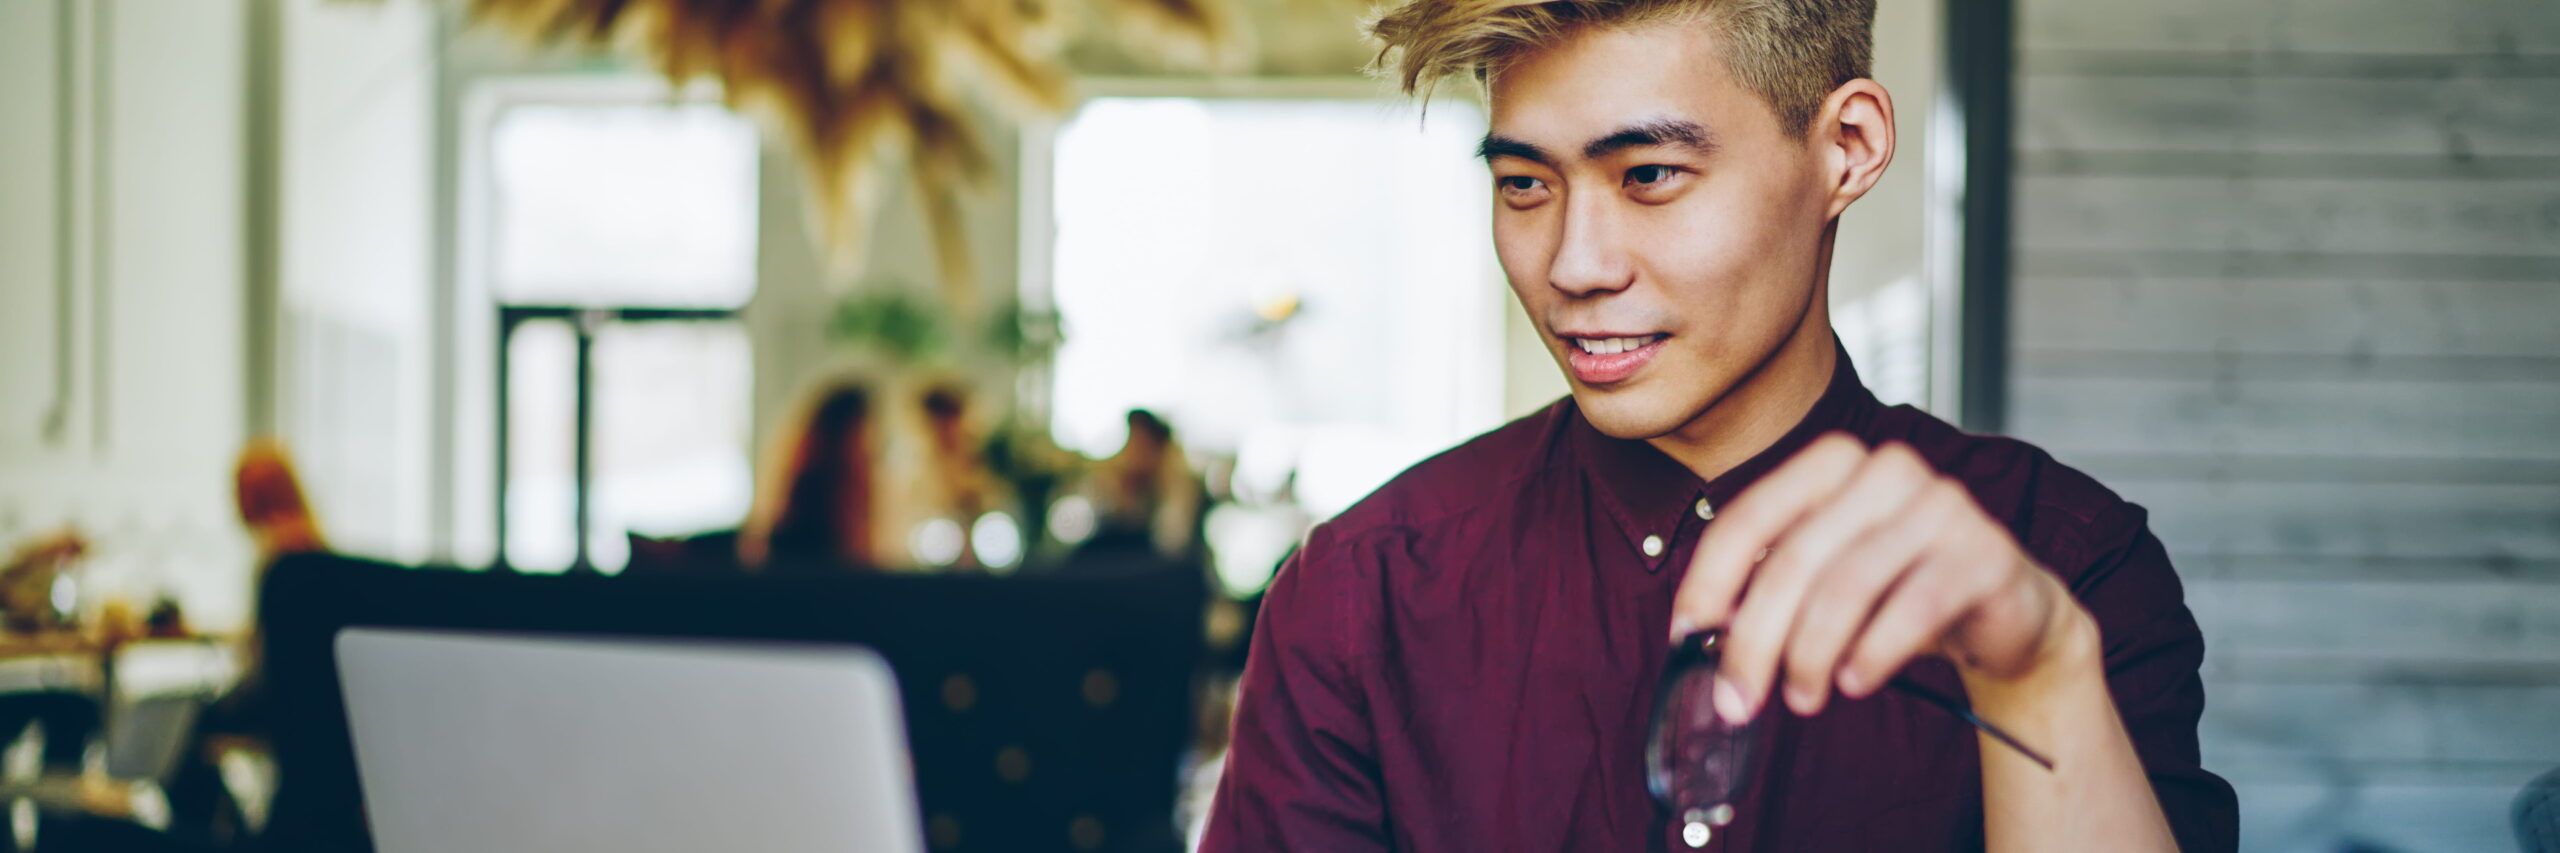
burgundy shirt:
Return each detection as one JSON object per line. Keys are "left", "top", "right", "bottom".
{"left": 1202, "top": 350, "right": 2239, "bottom": 852}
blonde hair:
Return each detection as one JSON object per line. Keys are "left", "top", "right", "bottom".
{"left": 1369, "top": 0, "right": 1876, "bottom": 135}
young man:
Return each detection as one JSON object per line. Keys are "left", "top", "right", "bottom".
{"left": 1201, "top": 1, "right": 2238, "bottom": 850}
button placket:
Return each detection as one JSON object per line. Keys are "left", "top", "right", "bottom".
{"left": 1642, "top": 494, "right": 1716, "bottom": 573}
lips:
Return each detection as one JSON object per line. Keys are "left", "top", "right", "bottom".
{"left": 1562, "top": 332, "right": 1668, "bottom": 385}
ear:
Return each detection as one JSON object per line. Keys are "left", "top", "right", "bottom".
{"left": 1816, "top": 79, "right": 1896, "bottom": 221}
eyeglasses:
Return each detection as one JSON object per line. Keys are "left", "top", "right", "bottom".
{"left": 1644, "top": 630, "right": 2054, "bottom": 849}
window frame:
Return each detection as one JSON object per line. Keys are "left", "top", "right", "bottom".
{"left": 457, "top": 76, "right": 757, "bottom": 572}
{"left": 493, "top": 305, "right": 741, "bottom": 572}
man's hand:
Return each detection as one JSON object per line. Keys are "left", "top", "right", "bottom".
{"left": 1668, "top": 432, "right": 2094, "bottom": 724}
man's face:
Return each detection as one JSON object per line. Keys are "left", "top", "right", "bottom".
{"left": 1484, "top": 21, "right": 1838, "bottom": 440}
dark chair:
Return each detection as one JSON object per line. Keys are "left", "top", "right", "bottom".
{"left": 2521, "top": 764, "right": 2560, "bottom": 853}
{"left": 621, "top": 530, "right": 746, "bottom": 578}
{"left": 257, "top": 552, "right": 1205, "bottom": 853}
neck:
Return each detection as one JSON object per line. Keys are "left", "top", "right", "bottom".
{"left": 1644, "top": 234, "right": 1841, "bottom": 482}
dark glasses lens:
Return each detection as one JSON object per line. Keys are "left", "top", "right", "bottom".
{"left": 1645, "top": 631, "right": 1752, "bottom": 848}
{"left": 1643, "top": 630, "right": 2060, "bottom": 850}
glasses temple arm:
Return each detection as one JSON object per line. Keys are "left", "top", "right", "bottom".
{"left": 1888, "top": 677, "right": 2057, "bottom": 772}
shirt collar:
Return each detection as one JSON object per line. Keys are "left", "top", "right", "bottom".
{"left": 1568, "top": 340, "right": 1880, "bottom": 571}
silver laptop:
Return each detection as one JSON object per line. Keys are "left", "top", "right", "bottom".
{"left": 336, "top": 628, "right": 925, "bottom": 853}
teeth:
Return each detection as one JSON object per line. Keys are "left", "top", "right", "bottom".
{"left": 1573, "top": 335, "right": 1657, "bottom": 355}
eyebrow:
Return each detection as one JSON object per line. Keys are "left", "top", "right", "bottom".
{"left": 1476, "top": 118, "right": 1721, "bottom": 167}
{"left": 1476, "top": 134, "right": 1554, "bottom": 165}
{"left": 1581, "top": 118, "right": 1718, "bottom": 160}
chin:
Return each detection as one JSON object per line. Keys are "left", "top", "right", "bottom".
{"left": 1567, "top": 382, "right": 1711, "bottom": 441}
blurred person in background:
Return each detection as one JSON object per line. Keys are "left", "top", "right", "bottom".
{"left": 225, "top": 436, "right": 329, "bottom": 681}
{"left": 233, "top": 439, "right": 326, "bottom": 566}
{"left": 1080, "top": 409, "right": 1204, "bottom": 561}
{"left": 737, "top": 382, "right": 884, "bottom": 571}
{"left": 160, "top": 438, "right": 333, "bottom": 846}
{"left": 219, "top": 437, "right": 327, "bottom": 713}
{"left": 898, "top": 382, "right": 1018, "bottom": 571}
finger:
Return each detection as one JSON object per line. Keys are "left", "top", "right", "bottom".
{"left": 1834, "top": 531, "right": 2007, "bottom": 699}
{"left": 1718, "top": 444, "right": 1936, "bottom": 721}
{"left": 1668, "top": 432, "right": 1868, "bottom": 639}
{"left": 1778, "top": 473, "right": 1967, "bottom": 715}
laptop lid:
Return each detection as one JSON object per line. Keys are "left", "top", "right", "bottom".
{"left": 336, "top": 628, "right": 925, "bottom": 853}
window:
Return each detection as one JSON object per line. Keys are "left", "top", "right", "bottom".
{"left": 1037, "top": 94, "right": 1505, "bottom": 593}
{"left": 474, "top": 96, "right": 759, "bottom": 573}
{"left": 1045, "top": 97, "right": 1503, "bottom": 514}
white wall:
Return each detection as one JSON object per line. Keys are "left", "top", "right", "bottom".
{"left": 0, "top": 0, "right": 71, "bottom": 459}
{"left": 276, "top": 0, "right": 438, "bottom": 564}
{"left": 0, "top": 0, "right": 256, "bottom": 630}
{"left": 0, "top": 0, "right": 437, "bottom": 625}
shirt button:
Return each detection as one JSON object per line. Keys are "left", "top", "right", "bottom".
{"left": 1682, "top": 821, "right": 1711, "bottom": 848}
{"left": 1642, "top": 535, "right": 1664, "bottom": 557}
{"left": 1694, "top": 497, "right": 1715, "bottom": 520}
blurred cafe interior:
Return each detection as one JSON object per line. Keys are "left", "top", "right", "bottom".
{"left": 0, "top": 0, "right": 2555, "bottom": 851}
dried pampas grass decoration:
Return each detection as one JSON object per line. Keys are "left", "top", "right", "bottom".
{"left": 463, "top": 0, "right": 1236, "bottom": 301}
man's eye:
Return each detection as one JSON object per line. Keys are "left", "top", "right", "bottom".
{"left": 1499, "top": 175, "right": 1543, "bottom": 192}
{"left": 1626, "top": 165, "right": 1675, "bottom": 185}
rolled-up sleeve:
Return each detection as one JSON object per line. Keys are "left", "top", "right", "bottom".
{"left": 1200, "top": 527, "right": 1392, "bottom": 852}
{"left": 2058, "top": 500, "right": 2242, "bottom": 853}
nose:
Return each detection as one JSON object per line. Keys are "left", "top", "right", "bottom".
{"left": 1548, "top": 192, "right": 1635, "bottom": 297}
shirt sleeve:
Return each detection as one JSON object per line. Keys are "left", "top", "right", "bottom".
{"left": 1199, "top": 526, "right": 1392, "bottom": 852}
{"left": 2059, "top": 500, "right": 2242, "bottom": 853}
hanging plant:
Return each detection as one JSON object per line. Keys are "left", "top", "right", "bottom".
{"left": 459, "top": 0, "right": 1240, "bottom": 301}
{"left": 826, "top": 280, "right": 1059, "bottom": 369}
{"left": 826, "top": 285, "right": 951, "bottom": 364}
